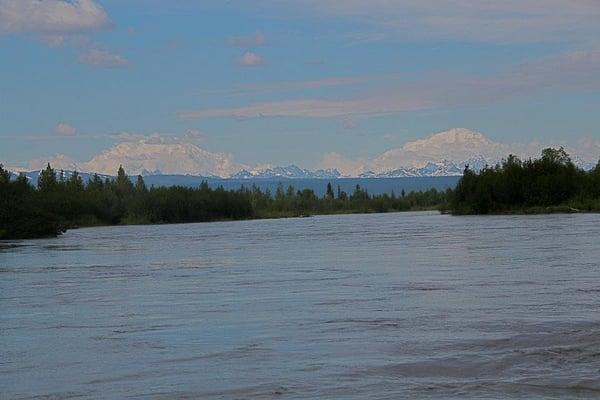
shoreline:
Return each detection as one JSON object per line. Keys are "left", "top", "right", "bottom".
{"left": 2, "top": 207, "right": 442, "bottom": 240}
{"left": 450, "top": 205, "right": 600, "bottom": 216}
{"left": 6, "top": 205, "right": 600, "bottom": 241}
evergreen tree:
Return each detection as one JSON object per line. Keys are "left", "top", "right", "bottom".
{"left": 275, "top": 183, "right": 285, "bottom": 200}
{"left": 135, "top": 175, "right": 147, "bottom": 193}
{"left": 38, "top": 163, "right": 57, "bottom": 192}
{"left": 87, "top": 174, "right": 104, "bottom": 191}
{"left": 115, "top": 165, "right": 134, "bottom": 196}
{"left": 326, "top": 182, "right": 334, "bottom": 199}
{"left": 0, "top": 164, "right": 10, "bottom": 185}
{"left": 286, "top": 185, "right": 295, "bottom": 198}
{"left": 66, "top": 171, "right": 84, "bottom": 192}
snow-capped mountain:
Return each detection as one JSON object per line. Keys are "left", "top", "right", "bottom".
{"left": 231, "top": 165, "right": 341, "bottom": 179}
{"left": 358, "top": 159, "right": 490, "bottom": 178}
{"left": 12, "top": 128, "right": 598, "bottom": 180}
{"left": 366, "top": 128, "right": 512, "bottom": 173}
{"left": 83, "top": 136, "right": 240, "bottom": 176}
{"left": 342, "top": 128, "right": 597, "bottom": 176}
{"left": 26, "top": 154, "right": 82, "bottom": 172}
{"left": 19, "top": 134, "right": 241, "bottom": 177}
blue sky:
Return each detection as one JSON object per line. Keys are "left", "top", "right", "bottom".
{"left": 1, "top": 0, "right": 600, "bottom": 169}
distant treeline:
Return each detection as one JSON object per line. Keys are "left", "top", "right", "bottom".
{"left": 450, "top": 148, "right": 600, "bottom": 214}
{"left": 3, "top": 148, "right": 599, "bottom": 239}
{"left": 0, "top": 164, "right": 447, "bottom": 239}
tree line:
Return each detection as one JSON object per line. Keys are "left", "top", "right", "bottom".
{"left": 450, "top": 148, "right": 600, "bottom": 214}
{"left": 3, "top": 147, "right": 598, "bottom": 239}
{"left": 0, "top": 163, "right": 447, "bottom": 239}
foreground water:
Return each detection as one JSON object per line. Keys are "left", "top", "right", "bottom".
{"left": 2, "top": 212, "right": 600, "bottom": 399}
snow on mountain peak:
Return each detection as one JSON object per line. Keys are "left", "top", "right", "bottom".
{"left": 369, "top": 128, "right": 508, "bottom": 172}
{"left": 21, "top": 135, "right": 241, "bottom": 177}
{"left": 404, "top": 128, "right": 489, "bottom": 150}
{"left": 83, "top": 139, "right": 240, "bottom": 177}
{"left": 26, "top": 154, "right": 81, "bottom": 172}
{"left": 19, "top": 128, "right": 599, "bottom": 179}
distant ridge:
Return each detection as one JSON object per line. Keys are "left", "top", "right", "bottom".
{"left": 231, "top": 166, "right": 341, "bottom": 179}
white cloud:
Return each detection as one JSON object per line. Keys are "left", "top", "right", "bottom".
{"left": 181, "top": 50, "right": 600, "bottom": 119}
{"left": 55, "top": 122, "right": 77, "bottom": 137}
{"left": 0, "top": 0, "right": 109, "bottom": 35}
{"left": 240, "top": 51, "right": 263, "bottom": 67}
{"left": 227, "top": 31, "right": 265, "bottom": 47}
{"left": 0, "top": 0, "right": 127, "bottom": 70}
{"left": 78, "top": 48, "right": 128, "bottom": 68}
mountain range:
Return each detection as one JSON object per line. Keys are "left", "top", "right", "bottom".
{"left": 10, "top": 128, "right": 599, "bottom": 179}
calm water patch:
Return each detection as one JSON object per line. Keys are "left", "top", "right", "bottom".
{"left": 2, "top": 212, "right": 600, "bottom": 399}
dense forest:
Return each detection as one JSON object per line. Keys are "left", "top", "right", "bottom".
{"left": 0, "top": 163, "right": 447, "bottom": 239}
{"left": 450, "top": 148, "right": 600, "bottom": 214}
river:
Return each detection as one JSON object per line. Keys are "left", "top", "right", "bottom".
{"left": 2, "top": 212, "right": 600, "bottom": 399}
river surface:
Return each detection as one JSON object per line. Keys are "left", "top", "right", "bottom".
{"left": 2, "top": 212, "right": 600, "bottom": 399}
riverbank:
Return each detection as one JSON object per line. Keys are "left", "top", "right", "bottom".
{"left": 2, "top": 205, "right": 444, "bottom": 241}
{"left": 450, "top": 204, "right": 600, "bottom": 216}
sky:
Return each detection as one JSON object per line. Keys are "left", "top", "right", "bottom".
{"left": 1, "top": 0, "right": 600, "bottom": 170}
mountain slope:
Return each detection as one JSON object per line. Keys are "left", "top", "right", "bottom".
{"left": 19, "top": 135, "right": 241, "bottom": 177}
{"left": 368, "top": 128, "right": 512, "bottom": 173}
{"left": 83, "top": 140, "right": 239, "bottom": 177}
{"left": 231, "top": 165, "right": 341, "bottom": 179}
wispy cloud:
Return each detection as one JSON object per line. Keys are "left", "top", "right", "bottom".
{"left": 227, "top": 31, "right": 265, "bottom": 47}
{"left": 0, "top": 0, "right": 109, "bottom": 35}
{"left": 180, "top": 50, "right": 600, "bottom": 119}
{"left": 79, "top": 48, "right": 129, "bottom": 68}
{"left": 55, "top": 122, "right": 77, "bottom": 137}
{"left": 240, "top": 51, "right": 263, "bottom": 67}
{"left": 112, "top": 129, "right": 205, "bottom": 145}
{"left": 199, "top": 74, "right": 397, "bottom": 97}
{"left": 180, "top": 97, "right": 427, "bottom": 119}
{"left": 287, "top": 0, "right": 600, "bottom": 45}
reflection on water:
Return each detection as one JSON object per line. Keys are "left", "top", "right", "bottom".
{"left": 1, "top": 212, "right": 600, "bottom": 399}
